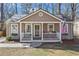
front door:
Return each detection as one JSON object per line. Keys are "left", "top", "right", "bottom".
{"left": 34, "top": 24, "right": 40, "bottom": 37}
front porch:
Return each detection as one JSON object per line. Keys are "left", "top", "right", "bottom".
{"left": 20, "top": 22, "right": 62, "bottom": 42}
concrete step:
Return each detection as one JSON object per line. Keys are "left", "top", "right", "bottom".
{"left": 30, "top": 42, "right": 42, "bottom": 48}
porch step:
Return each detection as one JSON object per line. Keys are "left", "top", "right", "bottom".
{"left": 33, "top": 37, "right": 41, "bottom": 40}
{"left": 30, "top": 42, "right": 42, "bottom": 48}
{"left": 22, "top": 42, "right": 42, "bottom": 48}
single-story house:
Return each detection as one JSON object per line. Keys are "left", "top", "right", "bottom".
{"left": 5, "top": 9, "right": 74, "bottom": 43}
{"left": 73, "top": 16, "right": 79, "bottom": 39}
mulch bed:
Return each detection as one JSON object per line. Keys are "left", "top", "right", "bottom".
{"left": 62, "top": 39, "right": 79, "bottom": 45}
{"left": 38, "top": 39, "right": 79, "bottom": 49}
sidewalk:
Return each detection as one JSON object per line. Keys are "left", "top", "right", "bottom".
{"left": 0, "top": 43, "right": 29, "bottom": 47}
{"left": 0, "top": 43, "right": 31, "bottom": 47}
{"left": 0, "top": 37, "right": 6, "bottom": 43}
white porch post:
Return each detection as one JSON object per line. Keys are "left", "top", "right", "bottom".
{"left": 31, "top": 23, "right": 33, "bottom": 41}
{"left": 42, "top": 23, "right": 43, "bottom": 40}
{"left": 20, "top": 22, "right": 22, "bottom": 42}
{"left": 60, "top": 23, "right": 62, "bottom": 43}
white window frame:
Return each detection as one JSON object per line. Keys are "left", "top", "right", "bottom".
{"left": 25, "top": 24, "right": 31, "bottom": 34}
{"left": 48, "top": 23, "right": 54, "bottom": 32}
{"left": 11, "top": 24, "right": 18, "bottom": 34}
{"left": 62, "top": 23, "right": 68, "bottom": 33}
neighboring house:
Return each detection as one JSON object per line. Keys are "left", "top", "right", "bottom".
{"left": 73, "top": 16, "right": 79, "bottom": 39}
{"left": 5, "top": 9, "right": 73, "bottom": 43}
{"left": 0, "top": 12, "right": 5, "bottom": 31}
{"left": 0, "top": 21, "right": 5, "bottom": 30}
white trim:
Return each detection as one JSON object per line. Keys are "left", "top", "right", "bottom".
{"left": 9, "top": 24, "right": 11, "bottom": 36}
{"left": 20, "top": 40, "right": 61, "bottom": 42}
{"left": 42, "top": 23, "right": 43, "bottom": 40}
{"left": 20, "top": 23, "right": 22, "bottom": 42}
{"left": 11, "top": 24, "right": 18, "bottom": 34}
{"left": 31, "top": 23, "right": 33, "bottom": 40}
{"left": 48, "top": 23, "right": 54, "bottom": 32}
{"left": 34, "top": 24, "right": 41, "bottom": 37}
{"left": 20, "top": 22, "right": 61, "bottom": 23}
{"left": 19, "top": 22, "right": 62, "bottom": 42}
{"left": 60, "top": 23, "right": 62, "bottom": 43}
{"left": 25, "top": 24, "right": 31, "bottom": 34}
{"left": 17, "top": 9, "right": 63, "bottom": 22}
{"left": 44, "top": 33, "right": 57, "bottom": 34}
{"left": 65, "top": 24, "right": 68, "bottom": 33}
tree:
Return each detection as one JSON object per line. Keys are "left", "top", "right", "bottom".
{"left": 0, "top": 3, "right": 4, "bottom": 22}
{"left": 38, "top": 3, "right": 43, "bottom": 9}
{"left": 3, "top": 3, "right": 17, "bottom": 19}
{"left": 57, "top": 3, "right": 61, "bottom": 15}
{"left": 15, "top": 3, "right": 17, "bottom": 14}
{"left": 21, "top": 3, "right": 32, "bottom": 14}
{"left": 71, "top": 3, "right": 77, "bottom": 21}
{"left": 0, "top": 3, "right": 4, "bottom": 31}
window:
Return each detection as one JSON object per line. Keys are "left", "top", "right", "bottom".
{"left": 61, "top": 23, "right": 68, "bottom": 33}
{"left": 25, "top": 24, "right": 31, "bottom": 33}
{"left": 48, "top": 24, "right": 54, "bottom": 32}
{"left": 11, "top": 24, "right": 18, "bottom": 34}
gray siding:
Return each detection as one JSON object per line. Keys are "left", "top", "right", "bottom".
{"left": 62, "top": 23, "right": 73, "bottom": 40}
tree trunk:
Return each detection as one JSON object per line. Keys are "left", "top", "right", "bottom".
{"left": 71, "top": 3, "right": 76, "bottom": 21}
{"left": 15, "top": 3, "right": 17, "bottom": 14}
{"left": 71, "top": 3, "right": 77, "bottom": 39}
{"left": 57, "top": 3, "right": 61, "bottom": 15}
{"left": 0, "top": 3, "right": 4, "bottom": 31}
{"left": 38, "top": 3, "right": 42, "bottom": 9}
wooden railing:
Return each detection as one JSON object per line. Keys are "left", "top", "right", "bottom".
{"left": 21, "top": 33, "right": 31, "bottom": 40}
{"left": 43, "top": 33, "right": 60, "bottom": 40}
{"left": 21, "top": 32, "right": 60, "bottom": 41}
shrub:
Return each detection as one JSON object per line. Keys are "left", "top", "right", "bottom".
{"left": 11, "top": 33, "right": 18, "bottom": 36}
{"left": 6, "top": 36, "right": 12, "bottom": 41}
{"left": 52, "top": 31, "right": 56, "bottom": 33}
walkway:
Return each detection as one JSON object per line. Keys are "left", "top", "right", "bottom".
{"left": 0, "top": 37, "right": 6, "bottom": 43}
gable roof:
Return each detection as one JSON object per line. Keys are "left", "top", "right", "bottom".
{"left": 17, "top": 9, "right": 63, "bottom": 22}
{"left": 6, "top": 9, "right": 65, "bottom": 23}
{"left": 5, "top": 14, "right": 26, "bottom": 23}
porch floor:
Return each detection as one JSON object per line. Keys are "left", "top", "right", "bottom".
{"left": 20, "top": 39, "right": 79, "bottom": 45}
{"left": 12, "top": 39, "right": 79, "bottom": 45}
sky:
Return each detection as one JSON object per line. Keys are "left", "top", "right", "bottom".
{"left": 1, "top": 3, "right": 78, "bottom": 20}
{"left": 16, "top": 3, "right": 53, "bottom": 14}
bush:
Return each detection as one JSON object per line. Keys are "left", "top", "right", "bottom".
{"left": 6, "top": 37, "right": 12, "bottom": 41}
{"left": 52, "top": 31, "right": 56, "bottom": 33}
{"left": 12, "top": 33, "right": 18, "bottom": 36}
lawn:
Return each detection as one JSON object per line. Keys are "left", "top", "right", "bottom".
{"left": 0, "top": 43, "right": 79, "bottom": 56}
